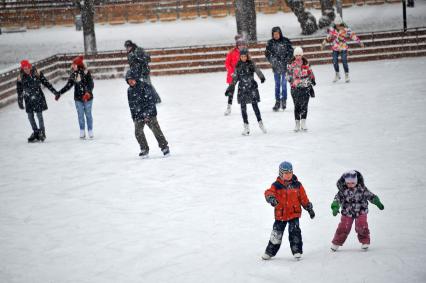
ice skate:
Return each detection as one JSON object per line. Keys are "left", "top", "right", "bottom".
{"left": 300, "top": 119, "right": 308, "bottom": 131}
{"left": 139, "top": 149, "right": 149, "bottom": 159}
{"left": 333, "top": 72, "right": 341, "bottom": 83}
{"left": 294, "top": 120, "right": 301, "bottom": 132}
{"left": 162, "top": 146, "right": 170, "bottom": 156}
{"left": 88, "top": 130, "right": 94, "bottom": 139}
{"left": 345, "top": 73, "right": 350, "bottom": 83}
{"left": 261, "top": 253, "right": 272, "bottom": 260}
{"left": 258, "top": 121, "right": 267, "bottom": 134}
{"left": 27, "top": 131, "right": 39, "bottom": 143}
{"left": 242, "top": 123, "right": 250, "bottom": 136}
{"left": 331, "top": 244, "right": 339, "bottom": 252}
{"left": 80, "top": 130, "right": 86, "bottom": 139}
{"left": 294, "top": 253, "right": 302, "bottom": 261}
{"left": 272, "top": 100, "right": 280, "bottom": 112}
{"left": 361, "top": 244, "right": 369, "bottom": 251}
{"left": 37, "top": 129, "right": 46, "bottom": 142}
{"left": 224, "top": 104, "right": 232, "bottom": 116}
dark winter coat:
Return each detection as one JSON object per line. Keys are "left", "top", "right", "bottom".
{"left": 16, "top": 67, "right": 56, "bottom": 113}
{"left": 127, "top": 46, "right": 151, "bottom": 78}
{"left": 58, "top": 67, "right": 94, "bottom": 102}
{"left": 265, "top": 27, "right": 294, "bottom": 73}
{"left": 334, "top": 171, "right": 378, "bottom": 218}
{"left": 127, "top": 79, "right": 157, "bottom": 121}
{"left": 229, "top": 59, "right": 265, "bottom": 105}
{"left": 264, "top": 175, "right": 312, "bottom": 221}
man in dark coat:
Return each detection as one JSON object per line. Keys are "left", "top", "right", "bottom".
{"left": 124, "top": 40, "right": 161, "bottom": 104}
{"left": 16, "top": 60, "right": 58, "bottom": 142}
{"left": 125, "top": 70, "right": 169, "bottom": 158}
{"left": 265, "top": 27, "right": 294, "bottom": 111}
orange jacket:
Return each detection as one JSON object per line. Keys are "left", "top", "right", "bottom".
{"left": 264, "top": 175, "right": 311, "bottom": 221}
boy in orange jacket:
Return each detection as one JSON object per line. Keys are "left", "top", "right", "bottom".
{"left": 262, "top": 161, "right": 315, "bottom": 261}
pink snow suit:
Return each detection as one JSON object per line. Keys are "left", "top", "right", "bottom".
{"left": 225, "top": 47, "right": 240, "bottom": 84}
{"left": 326, "top": 27, "right": 361, "bottom": 51}
{"left": 286, "top": 57, "right": 315, "bottom": 89}
{"left": 332, "top": 214, "right": 370, "bottom": 246}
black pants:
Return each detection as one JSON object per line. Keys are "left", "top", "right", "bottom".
{"left": 291, "top": 88, "right": 310, "bottom": 120}
{"left": 241, "top": 102, "right": 262, "bottom": 124}
{"left": 27, "top": 112, "right": 45, "bottom": 132}
{"left": 265, "top": 218, "right": 303, "bottom": 256}
{"left": 227, "top": 92, "right": 234, "bottom": 105}
{"left": 134, "top": 117, "right": 168, "bottom": 152}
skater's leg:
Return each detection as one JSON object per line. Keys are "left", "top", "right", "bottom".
{"left": 341, "top": 50, "right": 349, "bottom": 74}
{"left": 281, "top": 73, "right": 287, "bottom": 101}
{"left": 332, "top": 215, "right": 354, "bottom": 246}
{"left": 134, "top": 119, "right": 149, "bottom": 152}
{"left": 288, "top": 218, "right": 303, "bottom": 255}
{"left": 355, "top": 214, "right": 370, "bottom": 245}
{"left": 146, "top": 117, "right": 168, "bottom": 150}
{"left": 83, "top": 100, "right": 93, "bottom": 131}
{"left": 299, "top": 91, "right": 310, "bottom": 120}
{"left": 265, "top": 220, "right": 287, "bottom": 257}
{"left": 251, "top": 102, "right": 262, "bottom": 122}
{"left": 240, "top": 103, "right": 249, "bottom": 124}
{"left": 75, "top": 101, "right": 86, "bottom": 130}
{"left": 332, "top": 51, "right": 340, "bottom": 73}
{"left": 27, "top": 112, "right": 38, "bottom": 132}
{"left": 274, "top": 72, "right": 281, "bottom": 100}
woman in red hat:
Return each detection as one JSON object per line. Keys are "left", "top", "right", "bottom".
{"left": 16, "top": 60, "right": 59, "bottom": 142}
{"left": 56, "top": 55, "right": 95, "bottom": 139}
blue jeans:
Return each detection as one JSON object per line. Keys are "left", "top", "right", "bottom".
{"left": 332, "top": 50, "right": 349, "bottom": 73}
{"left": 75, "top": 100, "right": 93, "bottom": 131}
{"left": 274, "top": 72, "right": 287, "bottom": 101}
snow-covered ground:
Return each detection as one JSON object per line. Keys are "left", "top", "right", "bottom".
{"left": 1, "top": 2, "right": 426, "bottom": 71}
{"left": 1, "top": 58, "right": 426, "bottom": 282}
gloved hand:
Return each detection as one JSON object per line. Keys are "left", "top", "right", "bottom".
{"left": 260, "top": 77, "right": 265, "bottom": 84}
{"left": 265, "top": 195, "right": 278, "bottom": 207}
{"left": 311, "top": 78, "right": 316, "bottom": 86}
{"left": 55, "top": 95, "right": 60, "bottom": 101}
{"left": 225, "top": 85, "right": 235, "bottom": 97}
{"left": 308, "top": 209, "right": 315, "bottom": 219}
{"left": 331, "top": 200, "right": 340, "bottom": 216}
{"left": 372, "top": 196, "right": 384, "bottom": 210}
{"left": 18, "top": 102, "right": 24, "bottom": 110}
{"left": 82, "top": 92, "right": 91, "bottom": 102}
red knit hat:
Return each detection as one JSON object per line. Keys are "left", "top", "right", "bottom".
{"left": 20, "top": 60, "right": 32, "bottom": 70}
{"left": 72, "top": 55, "right": 84, "bottom": 67}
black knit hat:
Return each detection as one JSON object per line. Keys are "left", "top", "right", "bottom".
{"left": 239, "top": 48, "right": 249, "bottom": 56}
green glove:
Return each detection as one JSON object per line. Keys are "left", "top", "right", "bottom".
{"left": 372, "top": 196, "right": 384, "bottom": 210}
{"left": 331, "top": 200, "right": 340, "bottom": 216}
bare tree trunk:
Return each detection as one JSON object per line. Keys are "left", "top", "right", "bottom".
{"left": 75, "top": 0, "right": 97, "bottom": 54}
{"left": 318, "top": 0, "right": 335, "bottom": 28}
{"left": 285, "top": 0, "right": 318, "bottom": 35}
{"left": 235, "top": 0, "right": 257, "bottom": 42}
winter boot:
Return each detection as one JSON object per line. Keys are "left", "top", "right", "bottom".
{"left": 330, "top": 244, "right": 339, "bottom": 252}
{"left": 361, "top": 244, "right": 369, "bottom": 251}
{"left": 38, "top": 129, "right": 46, "bottom": 142}
{"left": 162, "top": 146, "right": 170, "bottom": 156}
{"left": 345, "top": 73, "right": 350, "bottom": 83}
{"left": 333, "top": 72, "right": 341, "bottom": 82}
{"left": 80, "top": 130, "right": 86, "bottom": 139}
{"left": 139, "top": 149, "right": 149, "bottom": 159}
{"left": 272, "top": 100, "right": 280, "bottom": 112}
{"left": 301, "top": 119, "right": 308, "bottom": 131}
{"left": 281, "top": 98, "right": 287, "bottom": 110}
{"left": 224, "top": 104, "right": 232, "bottom": 116}
{"left": 258, "top": 121, "right": 267, "bottom": 134}
{"left": 27, "top": 131, "right": 39, "bottom": 143}
{"left": 261, "top": 253, "right": 272, "bottom": 260}
{"left": 294, "top": 120, "right": 301, "bottom": 132}
{"left": 294, "top": 253, "right": 302, "bottom": 261}
{"left": 88, "top": 130, "right": 94, "bottom": 139}
{"left": 242, "top": 123, "right": 250, "bottom": 136}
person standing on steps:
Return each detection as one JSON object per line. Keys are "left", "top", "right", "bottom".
{"left": 56, "top": 56, "right": 95, "bottom": 139}
{"left": 224, "top": 35, "right": 247, "bottom": 116}
{"left": 225, "top": 48, "right": 267, "bottom": 136}
{"left": 124, "top": 40, "right": 162, "bottom": 104}
{"left": 265, "top": 26, "right": 293, "bottom": 112}
{"left": 321, "top": 16, "right": 364, "bottom": 83}
{"left": 16, "top": 60, "right": 59, "bottom": 143}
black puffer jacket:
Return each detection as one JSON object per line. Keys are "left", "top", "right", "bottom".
{"left": 265, "top": 27, "right": 294, "bottom": 73}
{"left": 229, "top": 59, "right": 265, "bottom": 105}
{"left": 58, "top": 67, "right": 94, "bottom": 102}
{"left": 126, "top": 71, "right": 157, "bottom": 121}
{"left": 127, "top": 45, "right": 151, "bottom": 78}
{"left": 16, "top": 67, "right": 57, "bottom": 113}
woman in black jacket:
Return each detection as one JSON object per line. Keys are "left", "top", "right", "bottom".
{"left": 16, "top": 60, "right": 58, "bottom": 142}
{"left": 56, "top": 56, "right": 95, "bottom": 139}
{"left": 226, "top": 48, "right": 267, "bottom": 136}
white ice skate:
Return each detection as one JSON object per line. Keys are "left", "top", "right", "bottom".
{"left": 333, "top": 72, "right": 341, "bottom": 83}
{"left": 294, "top": 253, "right": 302, "bottom": 261}
{"left": 330, "top": 244, "right": 339, "bottom": 252}
{"left": 361, "top": 244, "right": 369, "bottom": 251}
{"left": 88, "top": 130, "right": 94, "bottom": 139}
{"left": 258, "top": 121, "right": 267, "bottom": 134}
{"left": 80, "top": 130, "right": 86, "bottom": 139}
{"left": 242, "top": 123, "right": 250, "bottom": 136}
{"left": 224, "top": 104, "right": 232, "bottom": 116}
{"left": 261, "top": 253, "right": 272, "bottom": 260}
{"left": 300, "top": 119, "right": 308, "bottom": 131}
{"left": 345, "top": 73, "right": 350, "bottom": 83}
{"left": 294, "top": 120, "right": 301, "bottom": 132}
